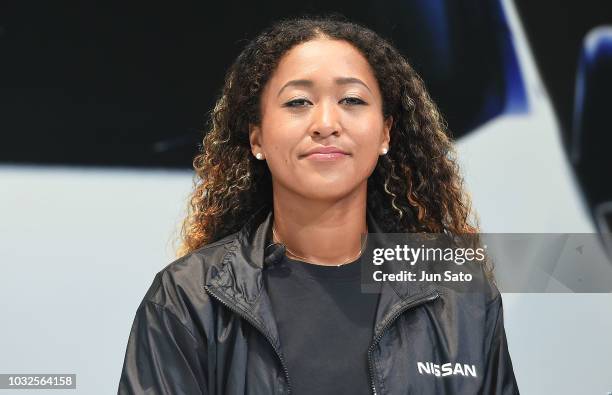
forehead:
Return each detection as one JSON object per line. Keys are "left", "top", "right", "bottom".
{"left": 268, "top": 38, "right": 377, "bottom": 88}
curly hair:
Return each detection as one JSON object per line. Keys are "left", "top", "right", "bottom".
{"left": 174, "top": 14, "right": 482, "bottom": 260}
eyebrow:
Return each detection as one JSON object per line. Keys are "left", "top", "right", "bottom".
{"left": 277, "top": 77, "right": 371, "bottom": 97}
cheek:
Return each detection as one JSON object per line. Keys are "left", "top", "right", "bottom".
{"left": 354, "top": 145, "right": 382, "bottom": 177}
{"left": 262, "top": 121, "right": 300, "bottom": 167}
{"left": 352, "top": 120, "right": 385, "bottom": 172}
{"left": 353, "top": 118, "right": 385, "bottom": 151}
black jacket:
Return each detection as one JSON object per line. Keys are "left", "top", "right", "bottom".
{"left": 118, "top": 204, "right": 519, "bottom": 394}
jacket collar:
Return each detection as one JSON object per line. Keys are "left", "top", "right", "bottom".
{"left": 205, "top": 202, "right": 439, "bottom": 346}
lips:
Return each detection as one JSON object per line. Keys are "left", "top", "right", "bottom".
{"left": 301, "top": 146, "right": 350, "bottom": 158}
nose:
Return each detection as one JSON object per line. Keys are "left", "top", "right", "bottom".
{"left": 310, "top": 99, "right": 341, "bottom": 137}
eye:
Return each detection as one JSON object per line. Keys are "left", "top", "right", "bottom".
{"left": 284, "top": 98, "right": 311, "bottom": 107}
{"left": 341, "top": 97, "right": 366, "bottom": 105}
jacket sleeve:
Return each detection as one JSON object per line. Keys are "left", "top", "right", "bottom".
{"left": 479, "top": 293, "right": 520, "bottom": 395}
{"left": 118, "top": 299, "right": 209, "bottom": 395}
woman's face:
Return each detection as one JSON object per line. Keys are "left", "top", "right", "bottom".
{"left": 249, "top": 38, "right": 392, "bottom": 201}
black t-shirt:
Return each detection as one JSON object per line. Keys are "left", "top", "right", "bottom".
{"left": 263, "top": 253, "right": 382, "bottom": 394}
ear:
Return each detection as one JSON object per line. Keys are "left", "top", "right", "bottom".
{"left": 383, "top": 115, "right": 393, "bottom": 146}
{"left": 249, "top": 123, "right": 263, "bottom": 155}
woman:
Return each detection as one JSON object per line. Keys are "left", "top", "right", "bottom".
{"left": 118, "top": 15, "right": 519, "bottom": 394}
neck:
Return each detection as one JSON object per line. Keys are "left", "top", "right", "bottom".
{"left": 271, "top": 183, "right": 368, "bottom": 266}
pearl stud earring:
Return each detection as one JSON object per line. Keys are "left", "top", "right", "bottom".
{"left": 255, "top": 153, "right": 264, "bottom": 160}
{"left": 381, "top": 147, "right": 388, "bottom": 155}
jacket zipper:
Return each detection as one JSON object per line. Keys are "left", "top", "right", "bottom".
{"left": 366, "top": 290, "right": 440, "bottom": 395}
{"left": 204, "top": 285, "right": 293, "bottom": 394}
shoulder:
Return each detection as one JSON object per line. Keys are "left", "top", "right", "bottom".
{"left": 138, "top": 233, "right": 239, "bottom": 334}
